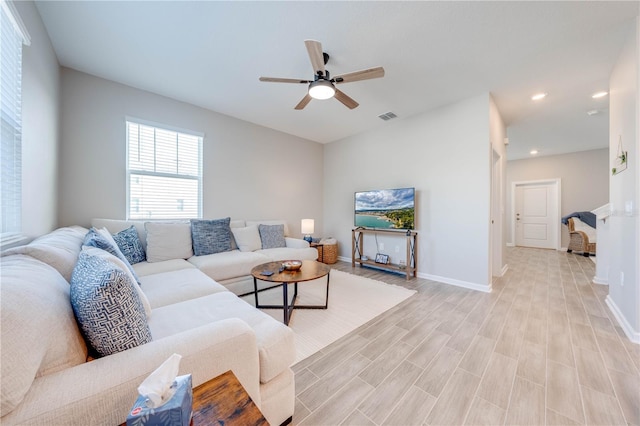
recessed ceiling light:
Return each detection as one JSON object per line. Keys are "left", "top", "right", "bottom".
{"left": 587, "top": 109, "right": 600, "bottom": 116}
{"left": 592, "top": 91, "right": 608, "bottom": 99}
{"left": 531, "top": 93, "right": 547, "bottom": 101}
{"left": 530, "top": 150, "right": 539, "bottom": 155}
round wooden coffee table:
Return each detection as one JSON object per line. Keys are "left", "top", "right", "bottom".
{"left": 250, "top": 260, "right": 331, "bottom": 325}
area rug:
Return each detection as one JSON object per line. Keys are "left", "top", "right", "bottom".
{"left": 241, "top": 270, "right": 416, "bottom": 363}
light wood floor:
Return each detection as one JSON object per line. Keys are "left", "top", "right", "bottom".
{"left": 291, "top": 247, "right": 640, "bottom": 425}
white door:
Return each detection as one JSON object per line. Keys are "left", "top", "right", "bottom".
{"left": 514, "top": 181, "right": 559, "bottom": 249}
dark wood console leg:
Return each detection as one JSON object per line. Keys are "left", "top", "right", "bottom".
{"left": 280, "top": 416, "right": 293, "bottom": 426}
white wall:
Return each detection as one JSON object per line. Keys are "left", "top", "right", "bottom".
{"left": 489, "top": 95, "right": 508, "bottom": 278}
{"left": 606, "top": 18, "right": 639, "bottom": 343}
{"left": 324, "top": 94, "right": 493, "bottom": 291}
{"left": 58, "top": 68, "right": 324, "bottom": 238}
{"left": 506, "top": 149, "right": 609, "bottom": 248}
{"left": 13, "top": 1, "right": 59, "bottom": 240}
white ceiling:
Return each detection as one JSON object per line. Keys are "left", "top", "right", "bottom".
{"left": 36, "top": 1, "right": 638, "bottom": 160}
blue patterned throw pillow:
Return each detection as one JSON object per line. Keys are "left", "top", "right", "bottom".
{"left": 83, "top": 227, "right": 141, "bottom": 284}
{"left": 190, "top": 218, "right": 233, "bottom": 256}
{"left": 112, "top": 226, "right": 146, "bottom": 264}
{"left": 259, "top": 224, "right": 286, "bottom": 249}
{"left": 70, "top": 251, "right": 152, "bottom": 357}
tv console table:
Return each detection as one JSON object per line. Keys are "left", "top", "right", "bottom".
{"left": 352, "top": 228, "right": 417, "bottom": 280}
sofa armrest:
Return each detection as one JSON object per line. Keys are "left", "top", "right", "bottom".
{"left": 2, "top": 319, "right": 261, "bottom": 426}
{"left": 285, "top": 237, "right": 310, "bottom": 249}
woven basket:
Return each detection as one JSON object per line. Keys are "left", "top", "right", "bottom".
{"left": 323, "top": 243, "right": 338, "bottom": 264}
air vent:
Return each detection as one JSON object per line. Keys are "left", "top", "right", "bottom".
{"left": 378, "top": 112, "right": 397, "bottom": 121}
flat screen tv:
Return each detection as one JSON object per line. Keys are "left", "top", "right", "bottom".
{"left": 354, "top": 187, "right": 415, "bottom": 230}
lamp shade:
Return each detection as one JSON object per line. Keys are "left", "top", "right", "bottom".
{"left": 301, "top": 219, "right": 315, "bottom": 235}
{"left": 308, "top": 80, "right": 335, "bottom": 100}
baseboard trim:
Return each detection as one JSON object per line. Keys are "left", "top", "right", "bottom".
{"left": 506, "top": 242, "right": 514, "bottom": 247}
{"left": 560, "top": 247, "right": 568, "bottom": 252}
{"left": 340, "top": 256, "right": 491, "bottom": 293}
{"left": 592, "top": 276, "right": 608, "bottom": 285}
{"left": 605, "top": 295, "right": 640, "bottom": 344}
{"left": 417, "top": 272, "right": 492, "bottom": 293}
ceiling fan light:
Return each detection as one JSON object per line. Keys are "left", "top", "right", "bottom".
{"left": 308, "top": 80, "right": 335, "bottom": 100}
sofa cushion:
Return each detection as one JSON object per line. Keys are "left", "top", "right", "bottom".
{"left": 231, "top": 225, "right": 262, "bottom": 252}
{"left": 188, "top": 250, "right": 269, "bottom": 282}
{"left": 141, "top": 268, "right": 228, "bottom": 309}
{"left": 1, "top": 255, "right": 88, "bottom": 416}
{"left": 190, "top": 217, "right": 233, "bottom": 256}
{"left": 256, "top": 247, "right": 319, "bottom": 262}
{"left": 259, "top": 224, "right": 286, "bottom": 249}
{"left": 82, "top": 246, "right": 152, "bottom": 318}
{"left": 1, "top": 226, "right": 86, "bottom": 282}
{"left": 112, "top": 225, "right": 146, "bottom": 264}
{"left": 145, "top": 222, "right": 193, "bottom": 262}
{"left": 133, "top": 259, "right": 196, "bottom": 277}
{"left": 148, "top": 291, "right": 295, "bottom": 384}
{"left": 70, "top": 251, "right": 152, "bottom": 357}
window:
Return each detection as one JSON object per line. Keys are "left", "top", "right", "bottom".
{"left": 1, "top": 1, "right": 30, "bottom": 245}
{"left": 126, "top": 120, "right": 202, "bottom": 220}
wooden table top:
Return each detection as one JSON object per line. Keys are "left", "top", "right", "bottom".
{"left": 121, "top": 371, "right": 266, "bottom": 426}
{"left": 251, "top": 260, "right": 330, "bottom": 284}
{"left": 192, "top": 370, "right": 267, "bottom": 426}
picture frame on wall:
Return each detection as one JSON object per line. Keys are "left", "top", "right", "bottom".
{"left": 612, "top": 135, "right": 628, "bottom": 176}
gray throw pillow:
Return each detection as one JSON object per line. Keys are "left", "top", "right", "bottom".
{"left": 190, "top": 217, "right": 233, "bottom": 256}
{"left": 259, "top": 224, "right": 286, "bottom": 249}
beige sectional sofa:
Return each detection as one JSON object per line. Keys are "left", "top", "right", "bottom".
{"left": 1, "top": 219, "right": 318, "bottom": 425}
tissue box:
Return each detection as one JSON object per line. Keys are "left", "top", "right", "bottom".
{"left": 126, "top": 374, "right": 193, "bottom": 426}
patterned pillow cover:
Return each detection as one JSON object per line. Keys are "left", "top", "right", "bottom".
{"left": 70, "top": 251, "right": 152, "bottom": 357}
{"left": 83, "top": 227, "right": 141, "bottom": 284}
{"left": 258, "top": 224, "right": 286, "bottom": 249}
{"left": 112, "top": 225, "right": 146, "bottom": 264}
{"left": 190, "top": 217, "right": 233, "bottom": 256}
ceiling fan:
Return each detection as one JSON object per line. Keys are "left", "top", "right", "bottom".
{"left": 259, "top": 39, "right": 385, "bottom": 110}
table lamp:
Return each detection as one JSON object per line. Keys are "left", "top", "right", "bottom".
{"left": 301, "top": 219, "right": 314, "bottom": 243}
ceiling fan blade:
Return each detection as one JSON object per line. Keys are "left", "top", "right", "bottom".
{"left": 304, "top": 39, "right": 325, "bottom": 75}
{"left": 294, "top": 94, "right": 313, "bottom": 110}
{"left": 334, "top": 67, "right": 385, "bottom": 83}
{"left": 259, "top": 77, "right": 310, "bottom": 84}
{"left": 334, "top": 89, "right": 359, "bottom": 109}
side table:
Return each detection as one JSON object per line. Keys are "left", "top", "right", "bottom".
{"left": 192, "top": 370, "right": 267, "bottom": 425}
{"left": 310, "top": 242, "right": 324, "bottom": 263}
{"left": 121, "top": 370, "right": 267, "bottom": 426}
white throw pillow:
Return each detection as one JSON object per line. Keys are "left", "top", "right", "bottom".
{"left": 144, "top": 222, "right": 193, "bottom": 262}
{"left": 231, "top": 225, "right": 262, "bottom": 252}
{"left": 81, "top": 246, "right": 152, "bottom": 318}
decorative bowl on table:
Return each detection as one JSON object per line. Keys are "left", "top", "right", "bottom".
{"left": 281, "top": 260, "right": 302, "bottom": 271}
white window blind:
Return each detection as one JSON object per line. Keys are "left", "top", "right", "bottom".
{"left": 1, "top": 1, "right": 30, "bottom": 244}
{"left": 126, "top": 120, "right": 202, "bottom": 220}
